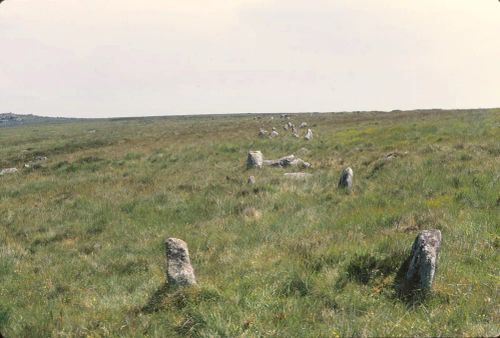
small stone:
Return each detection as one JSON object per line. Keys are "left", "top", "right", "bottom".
{"left": 270, "top": 130, "right": 279, "bottom": 138}
{"left": 242, "top": 207, "right": 262, "bottom": 220}
{"left": 400, "top": 229, "right": 442, "bottom": 294}
{"left": 299, "top": 122, "right": 308, "bottom": 128}
{"left": 338, "top": 167, "right": 353, "bottom": 189}
{"left": 165, "top": 238, "right": 196, "bottom": 287}
{"left": 247, "top": 151, "right": 264, "bottom": 169}
{"left": 258, "top": 128, "right": 268, "bottom": 137}
{"left": 248, "top": 176, "right": 256, "bottom": 184}
{"left": 304, "top": 129, "right": 313, "bottom": 140}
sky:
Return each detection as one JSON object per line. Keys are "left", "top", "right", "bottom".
{"left": 0, "top": 0, "right": 499, "bottom": 118}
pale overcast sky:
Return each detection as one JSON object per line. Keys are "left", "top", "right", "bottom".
{"left": 0, "top": 1, "right": 499, "bottom": 118}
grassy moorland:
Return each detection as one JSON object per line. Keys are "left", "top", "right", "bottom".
{"left": 0, "top": 109, "right": 499, "bottom": 337}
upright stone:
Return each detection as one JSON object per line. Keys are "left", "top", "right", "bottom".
{"left": 401, "top": 230, "right": 442, "bottom": 293}
{"left": 338, "top": 167, "right": 353, "bottom": 189}
{"left": 165, "top": 238, "right": 196, "bottom": 287}
{"left": 247, "top": 151, "right": 263, "bottom": 169}
{"left": 304, "top": 129, "right": 313, "bottom": 140}
{"left": 270, "top": 130, "right": 279, "bottom": 138}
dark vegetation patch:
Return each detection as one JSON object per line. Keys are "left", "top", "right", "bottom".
{"left": 341, "top": 251, "right": 405, "bottom": 286}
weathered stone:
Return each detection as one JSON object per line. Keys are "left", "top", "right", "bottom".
{"left": 165, "top": 238, "right": 196, "bottom": 287}
{"left": 292, "top": 132, "right": 299, "bottom": 138}
{"left": 0, "top": 168, "right": 18, "bottom": 175}
{"left": 400, "top": 229, "right": 442, "bottom": 293}
{"left": 258, "top": 128, "right": 268, "bottom": 137}
{"left": 248, "top": 175, "right": 256, "bottom": 184}
{"left": 284, "top": 172, "right": 312, "bottom": 179}
{"left": 338, "top": 167, "right": 353, "bottom": 189}
{"left": 289, "top": 158, "right": 312, "bottom": 169}
{"left": 263, "top": 155, "right": 295, "bottom": 167}
{"left": 262, "top": 154, "right": 311, "bottom": 168}
{"left": 304, "top": 129, "right": 313, "bottom": 140}
{"left": 287, "top": 121, "right": 294, "bottom": 129}
{"left": 299, "top": 122, "right": 308, "bottom": 128}
{"left": 247, "top": 151, "right": 263, "bottom": 169}
{"left": 270, "top": 130, "right": 279, "bottom": 138}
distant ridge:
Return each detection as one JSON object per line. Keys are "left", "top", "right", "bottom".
{"left": 0, "top": 113, "right": 74, "bottom": 127}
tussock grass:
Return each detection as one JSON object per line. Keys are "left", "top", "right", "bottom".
{"left": 0, "top": 109, "right": 499, "bottom": 336}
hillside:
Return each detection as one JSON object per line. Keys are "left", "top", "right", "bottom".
{"left": 0, "top": 109, "right": 499, "bottom": 337}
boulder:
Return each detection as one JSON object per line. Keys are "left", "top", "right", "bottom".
{"left": 338, "top": 167, "right": 353, "bottom": 189}
{"left": 304, "top": 129, "right": 313, "bottom": 140}
{"left": 247, "top": 151, "right": 264, "bottom": 169}
{"left": 400, "top": 229, "right": 442, "bottom": 294}
{"left": 165, "top": 238, "right": 196, "bottom": 287}
{"left": 263, "top": 155, "right": 311, "bottom": 169}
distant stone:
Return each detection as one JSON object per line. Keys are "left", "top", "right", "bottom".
{"left": 284, "top": 172, "right": 312, "bottom": 179}
{"left": 247, "top": 151, "right": 264, "bottom": 169}
{"left": 248, "top": 176, "right": 256, "bottom": 184}
{"left": 258, "top": 128, "right": 268, "bottom": 137}
{"left": 400, "top": 230, "right": 442, "bottom": 294}
{"left": 287, "top": 121, "right": 294, "bottom": 129}
{"left": 293, "top": 133, "right": 299, "bottom": 138}
{"left": 165, "top": 238, "right": 196, "bottom": 287}
{"left": 88, "top": 129, "right": 96, "bottom": 134}
{"left": 0, "top": 168, "right": 18, "bottom": 176}
{"left": 35, "top": 156, "right": 48, "bottom": 161}
{"left": 338, "top": 167, "right": 353, "bottom": 189}
{"left": 304, "top": 129, "right": 313, "bottom": 140}
{"left": 299, "top": 122, "right": 308, "bottom": 128}
{"left": 283, "top": 124, "right": 289, "bottom": 131}
{"left": 270, "top": 130, "right": 279, "bottom": 138}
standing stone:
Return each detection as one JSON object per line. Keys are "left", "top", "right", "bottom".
{"left": 248, "top": 175, "right": 256, "bottom": 184}
{"left": 400, "top": 230, "right": 442, "bottom": 294}
{"left": 338, "top": 167, "right": 353, "bottom": 189}
{"left": 270, "top": 130, "right": 279, "bottom": 138}
{"left": 304, "top": 129, "right": 313, "bottom": 140}
{"left": 247, "top": 151, "right": 264, "bottom": 169}
{"left": 299, "top": 122, "right": 308, "bottom": 128}
{"left": 165, "top": 238, "right": 196, "bottom": 287}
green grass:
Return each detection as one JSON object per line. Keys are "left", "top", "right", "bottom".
{"left": 0, "top": 109, "right": 499, "bottom": 337}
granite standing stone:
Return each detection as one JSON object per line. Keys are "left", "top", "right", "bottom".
{"left": 165, "top": 238, "right": 196, "bottom": 287}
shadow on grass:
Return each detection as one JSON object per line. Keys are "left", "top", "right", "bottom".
{"left": 141, "top": 283, "right": 171, "bottom": 314}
